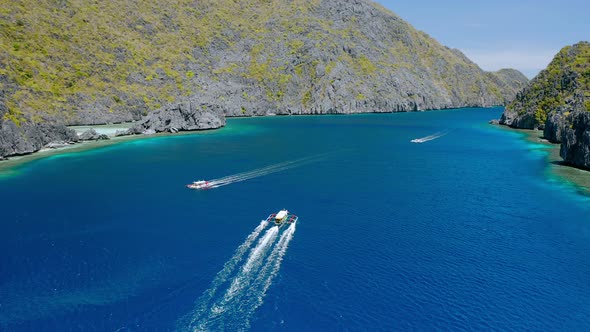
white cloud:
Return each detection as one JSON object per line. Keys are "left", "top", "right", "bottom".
{"left": 460, "top": 48, "right": 559, "bottom": 78}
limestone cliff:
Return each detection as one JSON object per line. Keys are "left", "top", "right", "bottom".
{"left": 0, "top": 0, "right": 528, "bottom": 158}
{"left": 501, "top": 42, "right": 589, "bottom": 131}
{"left": 500, "top": 41, "right": 590, "bottom": 169}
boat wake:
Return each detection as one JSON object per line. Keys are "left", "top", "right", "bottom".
{"left": 411, "top": 129, "right": 452, "bottom": 143}
{"left": 189, "top": 155, "right": 324, "bottom": 190}
{"left": 180, "top": 221, "right": 297, "bottom": 331}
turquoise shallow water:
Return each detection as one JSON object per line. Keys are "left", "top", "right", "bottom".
{"left": 1, "top": 107, "right": 589, "bottom": 330}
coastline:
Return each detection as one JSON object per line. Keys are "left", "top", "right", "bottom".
{"left": 8, "top": 107, "right": 587, "bottom": 196}
{"left": 498, "top": 125, "right": 590, "bottom": 196}
{"left": 0, "top": 126, "right": 227, "bottom": 178}
{"left": 0, "top": 106, "right": 499, "bottom": 176}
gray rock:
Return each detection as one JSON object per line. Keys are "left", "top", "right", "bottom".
{"left": 16, "top": 0, "right": 529, "bottom": 125}
{"left": 78, "top": 128, "right": 110, "bottom": 141}
{"left": 544, "top": 111, "right": 569, "bottom": 143}
{"left": 560, "top": 112, "right": 590, "bottom": 170}
{"left": 0, "top": 74, "right": 79, "bottom": 158}
{"left": 0, "top": 116, "right": 79, "bottom": 158}
{"left": 1, "top": 0, "right": 531, "bottom": 159}
{"left": 128, "top": 98, "right": 226, "bottom": 134}
{"left": 499, "top": 106, "right": 538, "bottom": 129}
{"left": 501, "top": 42, "right": 590, "bottom": 169}
{"left": 115, "top": 130, "right": 131, "bottom": 137}
{"left": 500, "top": 42, "right": 589, "bottom": 133}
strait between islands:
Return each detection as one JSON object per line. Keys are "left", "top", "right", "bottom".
{"left": 1, "top": 0, "right": 529, "bottom": 160}
{"left": 1, "top": 0, "right": 588, "bottom": 186}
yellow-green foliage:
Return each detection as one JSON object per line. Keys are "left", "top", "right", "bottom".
{"left": 356, "top": 55, "right": 377, "bottom": 76}
{"left": 325, "top": 61, "right": 336, "bottom": 75}
{"left": 287, "top": 39, "right": 305, "bottom": 55}
{"left": 0, "top": 0, "right": 524, "bottom": 121}
{"left": 213, "top": 63, "right": 238, "bottom": 75}
{"left": 0, "top": 0, "right": 208, "bottom": 120}
{"left": 3, "top": 107, "right": 23, "bottom": 126}
{"left": 535, "top": 107, "right": 548, "bottom": 124}
{"left": 510, "top": 42, "right": 590, "bottom": 123}
{"left": 302, "top": 89, "right": 312, "bottom": 107}
{"left": 0, "top": 0, "right": 325, "bottom": 121}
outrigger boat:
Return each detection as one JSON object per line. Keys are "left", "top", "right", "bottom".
{"left": 266, "top": 209, "right": 298, "bottom": 227}
{"left": 186, "top": 180, "right": 212, "bottom": 190}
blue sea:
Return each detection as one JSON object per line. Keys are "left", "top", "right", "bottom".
{"left": 1, "top": 107, "right": 590, "bottom": 331}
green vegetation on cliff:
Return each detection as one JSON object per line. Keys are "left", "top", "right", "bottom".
{"left": 0, "top": 0, "right": 528, "bottom": 128}
{"left": 501, "top": 41, "right": 590, "bottom": 129}
{"left": 500, "top": 41, "right": 590, "bottom": 170}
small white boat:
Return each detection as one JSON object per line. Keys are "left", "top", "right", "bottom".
{"left": 186, "top": 180, "right": 212, "bottom": 190}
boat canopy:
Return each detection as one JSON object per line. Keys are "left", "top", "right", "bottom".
{"left": 275, "top": 210, "right": 288, "bottom": 220}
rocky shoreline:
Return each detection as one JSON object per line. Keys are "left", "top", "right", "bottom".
{"left": 0, "top": 105, "right": 494, "bottom": 169}
{"left": 496, "top": 125, "right": 590, "bottom": 196}
{"left": 5, "top": 106, "right": 590, "bottom": 197}
{"left": 1, "top": 0, "right": 530, "bottom": 163}
{"left": 499, "top": 41, "right": 590, "bottom": 170}
{"left": 0, "top": 98, "right": 227, "bottom": 161}
{"left": 3, "top": 99, "right": 509, "bottom": 162}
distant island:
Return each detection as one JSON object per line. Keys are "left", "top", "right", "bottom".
{"left": 500, "top": 41, "right": 590, "bottom": 170}
{"left": 0, "top": 0, "right": 528, "bottom": 159}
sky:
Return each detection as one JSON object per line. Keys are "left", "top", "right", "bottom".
{"left": 376, "top": 0, "right": 590, "bottom": 78}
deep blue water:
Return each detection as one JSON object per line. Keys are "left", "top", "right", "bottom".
{"left": 1, "top": 107, "right": 590, "bottom": 331}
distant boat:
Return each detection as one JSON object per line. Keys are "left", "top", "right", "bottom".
{"left": 411, "top": 129, "right": 451, "bottom": 143}
{"left": 265, "top": 209, "right": 298, "bottom": 227}
{"left": 186, "top": 180, "right": 212, "bottom": 190}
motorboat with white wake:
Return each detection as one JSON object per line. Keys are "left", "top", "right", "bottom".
{"left": 186, "top": 180, "right": 212, "bottom": 190}
{"left": 265, "top": 209, "right": 298, "bottom": 227}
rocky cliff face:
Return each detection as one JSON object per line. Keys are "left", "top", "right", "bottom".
{"left": 500, "top": 42, "right": 590, "bottom": 131}
{"left": 190, "top": 0, "right": 529, "bottom": 117}
{"left": 0, "top": 0, "right": 528, "bottom": 158}
{"left": 127, "top": 99, "right": 226, "bottom": 135}
{"left": 500, "top": 41, "right": 590, "bottom": 168}
{"left": 485, "top": 69, "right": 530, "bottom": 104}
{"left": 561, "top": 112, "right": 590, "bottom": 170}
{"left": 0, "top": 114, "right": 78, "bottom": 159}
{"left": 0, "top": 75, "right": 77, "bottom": 158}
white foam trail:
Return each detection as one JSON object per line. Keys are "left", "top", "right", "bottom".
{"left": 210, "top": 166, "right": 287, "bottom": 185}
{"left": 194, "top": 227, "right": 279, "bottom": 330}
{"left": 411, "top": 129, "right": 451, "bottom": 143}
{"left": 210, "top": 160, "right": 309, "bottom": 187}
{"left": 192, "top": 224, "right": 297, "bottom": 331}
{"left": 188, "top": 220, "right": 268, "bottom": 326}
{"left": 214, "top": 226, "right": 279, "bottom": 310}
{"left": 212, "top": 165, "right": 300, "bottom": 186}
{"left": 239, "top": 222, "right": 297, "bottom": 329}
{"left": 214, "top": 160, "right": 298, "bottom": 182}
{"left": 193, "top": 154, "right": 328, "bottom": 190}
{"left": 209, "top": 165, "right": 296, "bottom": 188}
